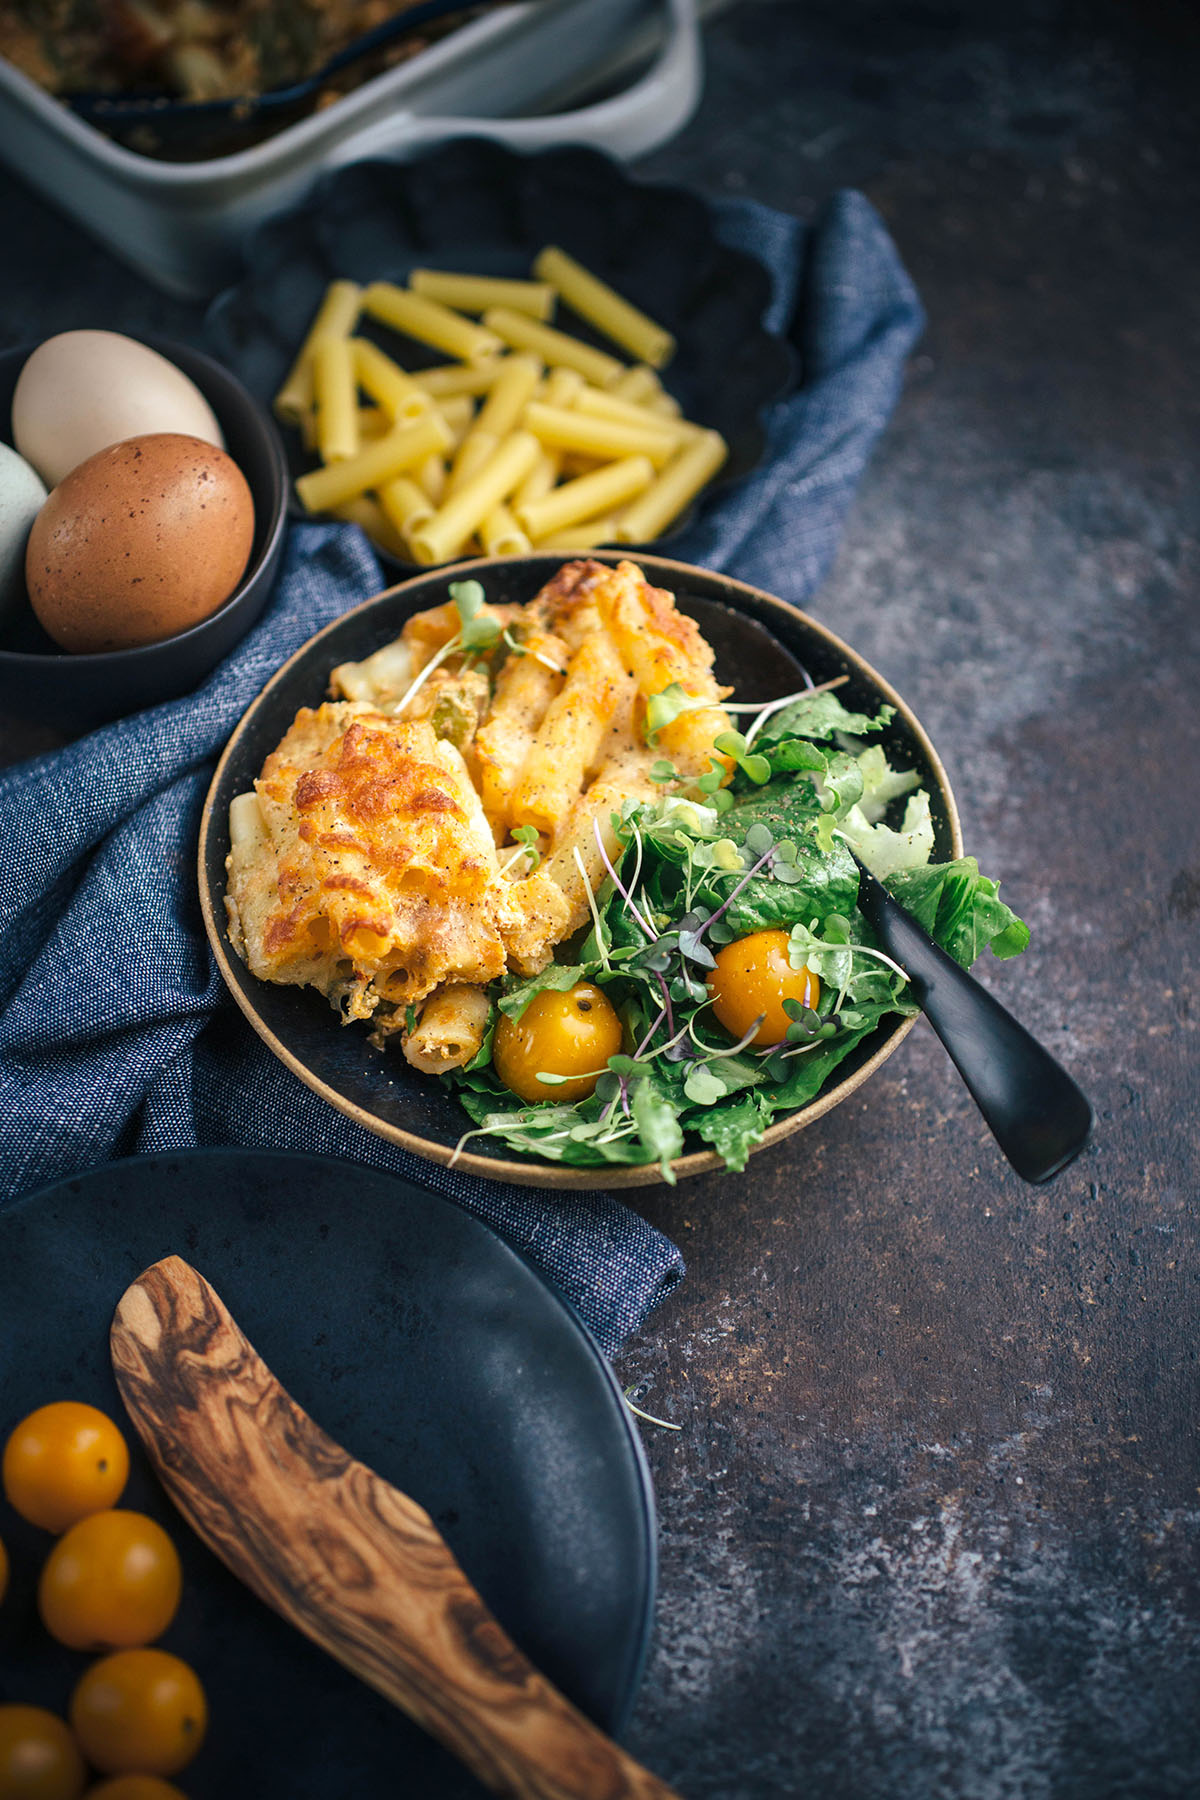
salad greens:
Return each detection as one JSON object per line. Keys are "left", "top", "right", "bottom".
{"left": 449, "top": 683, "right": 1028, "bottom": 1181}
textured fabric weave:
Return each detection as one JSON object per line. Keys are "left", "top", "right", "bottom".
{"left": 0, "top": 190, "right": 921, "bottom": 1357}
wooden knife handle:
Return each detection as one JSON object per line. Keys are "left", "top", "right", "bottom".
{"left": 111, "top": 1256, "right": 680, "bottom": 1800}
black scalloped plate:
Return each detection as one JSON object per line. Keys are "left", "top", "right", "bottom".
{"left": 0, "top": 1150, "right": 657, "bottom": 1797}
{"left": 206, "top": 140, "right": 794, "bottom": 569}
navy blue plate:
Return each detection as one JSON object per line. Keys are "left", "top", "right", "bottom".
{"left": 0, "top": 1149, "right": 656, "bottom": 1796}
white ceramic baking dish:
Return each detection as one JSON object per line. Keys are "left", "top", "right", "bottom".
{"left": 0, "top": 0, "right": 700, "bottom": 299}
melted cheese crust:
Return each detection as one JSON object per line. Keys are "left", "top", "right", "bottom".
{"left": 225, "top": 559, "right": 732, "bottom": 1061}
{"left": 227, "top": 703, "right": 505, "bottom": 1034}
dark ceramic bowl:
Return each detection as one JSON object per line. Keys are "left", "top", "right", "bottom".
{"left": 199, "top": 553, "right": 963, "bottom": 1189}
{"left": 206, "top": 139, "right": 794, "bottom": 570}
{"left": 0, "top": 337, "right": 288, "bottom": 733}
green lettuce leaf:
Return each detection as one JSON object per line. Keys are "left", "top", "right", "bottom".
{"left": 693, "top": 1093, "right": 769, "bottom": 1171}
{"left": 840, "top": 789, "right": 935, "bottom": 878}
{"left": 631, "top": 1077, "right": 685, "bottom": 1182}
{"left": 852, "top": 744, "right": 922, "bottom": 823}
{"left": 498, "top": 962, "right": 593, "bottom": 1020}
{"left": 753, "top": 689, "right": 895, "bottom": 747}
{"left": 885, "top": 857, "right": 1031, "bottom": 965}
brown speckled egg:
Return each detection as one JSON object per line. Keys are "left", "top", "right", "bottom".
{"left": 25, "top": 433, "right": 255, "bottom": 654}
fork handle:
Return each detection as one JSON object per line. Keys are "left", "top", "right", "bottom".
{"left": 853, "top": 866, "right": 1092, "bottom": 1184}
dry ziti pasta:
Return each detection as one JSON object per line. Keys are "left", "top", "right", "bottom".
{"left": 275, "top": 251, "right": 730, "bottom": 561}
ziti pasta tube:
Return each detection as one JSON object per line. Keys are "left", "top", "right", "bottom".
{"left": 408, "top": 430, "right": 541, "bottom": 565}
{"left": 610, "top": 363, "right": 665, "bottom": 405}
{"left": 512, "top": 366, "right": 579, "bottom": 503}
{"left": 615, "top": 429, "right": 729, "bottom": 543}
{"left": 378, "top": 474, "right": 435, "bottom": 545}
{"left": 331, "top": 494, "right": 408, "bottom": 560}
{"left": 513, "top": 447, "right": 561, "bottom": 508}
{"left": 510, "top": 631, "right": 635, "bottom": 836}
{"left": 573, "top": 385, "right": 697, "bottom": 441}
{"left": 312, "top": 337, "right": 359, "bottom": 464}
{"left": 409, "top": 271, "right": 555, "bottom": 319}
{"left": 447, "top": 429, "right": 499, "bottom": 494}
{"left": 533, "top": 516, "right": 619, "bottom": 551}
{"left": 449, "top": 352, "right": 541, "bottom": 493}
{"left": 515, "top": 454, "right": 655, "bottom": 542}
{"left": 274, "top": 278, "right": 361, "bottom": 425}
{"left": 541, "top": 366, "right": 585, "bottom": 408}
{"left": 403, "top": 982, "right": 491, "bottom": 1073}
{"left": 436, "top": 393, "right": 476, "bottom": 446}
{"left": 475, "top": 352, "right": 542, "bottom": 439}
{"left": 294, "top": 411, "right": 452, "bottom": 513}
{"left": 481, "top": 505, "right": 531, "bottom": 557}
{"left": 414, "top": 452, "right": 447, "bottom": 504}
{"left": 352, "top": 338, "right": 431, "bottom": 422}
{"left": 411, "top": 359, "right": 505, "bottom": 398}
{"left": 533, "top": 246, "right": 676, "bottom": 369}
{"left": 363, "top": 282, "right": 503, "bottom": 363}
{"left": 481, "top": 308, "right": 625, "bottom": 389}
{"left": 523, "top": 402, "right": 678, "bottom": 468}
{"left": 475, "top": 625, "right": 569, "bottom": 825}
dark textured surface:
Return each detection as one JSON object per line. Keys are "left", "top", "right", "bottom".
{"left": 618, "top": 4, "right": 1200, "bottom": 1797}
{"left": 1, "top": 2, "right": 1198, "bottom": 1795}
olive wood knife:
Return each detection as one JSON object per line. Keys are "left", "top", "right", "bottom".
{"left": 110, "top": 1255, "right": 681, "bottom": 1800}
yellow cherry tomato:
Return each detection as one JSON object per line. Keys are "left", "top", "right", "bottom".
{"left": 85, "top": 1779, "right": 189, "bottom": 1800}
{"left": 493, "top": 983, "right": 623, "bottom": 1104}
{"left": 69, "top": 1652, "right": 206, "bottom": 1779}
{"left": 39, "top": 1511, "right": 182, "bottom": 1652}
{"left": 0, "top": 1704, "right": 86, "bottom": 1800}
{"left": 3, "top": 1405, "right": 129, "bottom": 1534}
{"left": 707, "top": 929, "right": 821, "bottom": 1047}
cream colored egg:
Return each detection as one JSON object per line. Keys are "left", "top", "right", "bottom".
{"left": 12, "top": 331, "right": 225, "bottom": 488}
{"left": 25, "top": 433, "right": 254, "bottom": 654}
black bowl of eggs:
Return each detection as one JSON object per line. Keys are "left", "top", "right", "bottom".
{"left": 0, "top": 331, "right": 289, "bottom": 732}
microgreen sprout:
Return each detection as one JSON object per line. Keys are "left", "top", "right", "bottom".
{"left": 499, "top": 824, "right": 541, "bottom": 877}
{"left": 686, "top": 1013, "right": 763, "bottom": 1059}
{"left": 713, "top": 729, "right": 772, "bottom": 786}
{"left": 625, "top": 820, "right": 645, "bottom": 907}
{"left": 387, "top": 580, "right": 500, "bottom": 719}
{"left": 740, "top": 674, "right": 849, "bottom": 746}
{"left": 388, "top": 632, "right": 464, "bottom": 720}
{"left": 574, "top": 845, "right": 612, "bottom": 971}
{"left": 624, "top": 1387, "right": 682, "bottom": 1431}
{"left": 593, "top": 818, "right": 655, "bottom": 941}
{"left": 500, "top": 625, "right": 566, "bottom": 676}
{"left": 644, "top": 682, "right": 718, "bottom": 744}
{"left": 536, "top": 1067, "right": 609, "bottom": 1086}
{"left": 694, "top": 757, "right": 736, "bottom": 813}
{"left": 450, "top": 579, "right": 501, "bottom": 651}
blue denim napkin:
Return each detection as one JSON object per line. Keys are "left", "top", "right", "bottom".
{"left": 0, "top": 190, "right": 921, "bottom": 1357}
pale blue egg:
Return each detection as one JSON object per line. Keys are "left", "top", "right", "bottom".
{"left": 0, "top": 442, "right": 48, "bottom": 616}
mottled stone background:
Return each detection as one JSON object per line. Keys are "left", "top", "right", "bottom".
{"left": 621, "top": 4, "right": 1200, "bottom": 1796}
{"left": 0, "top": 2, "right": 1196, "bottom": 1795}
